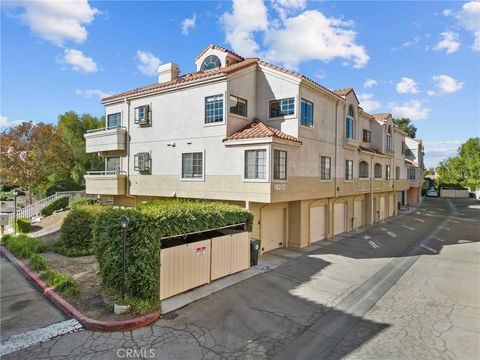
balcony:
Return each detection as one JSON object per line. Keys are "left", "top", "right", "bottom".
{"left": 344, "top": 137, "right": 359, "bottom": 150}
{"left": 84, "top": 127, "right": 127, "bottom": 155}
{"left": 84, "top": 171, "right": 127, "bottom": 195}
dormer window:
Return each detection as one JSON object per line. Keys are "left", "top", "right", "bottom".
{"left": 201, "top": 55, "right": 221, "bottom": 71}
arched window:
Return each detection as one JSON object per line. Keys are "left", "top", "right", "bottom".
{"left": 346, "top": 105, "right": 354, "bottom": 139}
{"left": 374, "top": 163, "right": 382, "bottom": 178}
{"left": 386, "top": 125, "right": 392, "bottom": 151}
{"left": 359, "top": 161, "right": 369, "bottom": 178}
{"left": 201, "top": 55, "right": 221, "bottom": 71}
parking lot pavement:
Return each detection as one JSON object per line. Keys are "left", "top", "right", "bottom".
{"left": 4, "top": 197, "right": 480, "bottom": 359}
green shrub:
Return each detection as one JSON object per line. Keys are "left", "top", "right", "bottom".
{"left": 29, "top": 253, "right": 49, "bottom": 272}
{"left": 11, "top": 217, "right": 32, "bottom": 233}
{"left": 0, "top": 233, "right": 14, "bottom": 245}
{"left": 41, "top": 196, "right": 69, "bottom": 217}
{"left": 70, "top": 197, "right": 97, "bottom": 210}
{"left": 94, "top": 199, "right": 253, "bottom": 303}
{"left": 57, "top": 204, "right": 107, "bottom": 256}
{"left": 2, "top": 233, "right": 46, "bottom": 258}
{"left": 0, "top": 192, "right": 13, "bottom": 201}
{"left": 40, "top": 270, "right": 79, "bottom": 296}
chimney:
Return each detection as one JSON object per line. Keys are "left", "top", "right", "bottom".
{"left": 156, "top": 63, "right": 180, "bottom": 83}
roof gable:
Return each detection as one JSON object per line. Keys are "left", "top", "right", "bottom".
{"left": 223, "top": 118, "right": 302, "bottom": 144}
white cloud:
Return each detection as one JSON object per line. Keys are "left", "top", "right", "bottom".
{"left": 136, "top": 50, "right": 162, "bottom": 76}
{"left": 358, "top": 93, "right": 381, "bottom": 113}
{"left": 391, "top": 36, "right": 420, "bottom": 51}
{"left": 221, "top": 0, "right": 269, "bottom": 57}
{"left": 271, "top": 0, "right": 306, "bottom": 20}
{"left": 6, "top": 0, "right": 99, "bottom": 46}
{"left": 423, "top": 140, "right": 464, "bottom": 168}
{"left": 0, "top": 115, "right": 27, "bottom": 129}
{"left": 389, "top": 100, "right": 431, "bottom": 120}
{"left": 456, "top": 1, "right": 480, "bottom": 52}
{"left": 396, "top": 77, "right": 419, "bottom": 94}
{"left": 432, "top": 74, "right": 464, "bottom": 93}
{"left": 263, "top": 10, "right": 369, "bottom": 69}
{"left": 433, "top": 31, "right": 461, "bottom": 54}
{"left": 443, "top": 9, "right": 453, "bottom": 16}
{"left": 427, "top": 90, "right": 436, "bottom": 96}
{"left": 61, "top": 49, "right": 97, "bottom": 73}
{"left": 75, "top": 89, "right": 111, "bottom": 99}
{"left": 363, "top": 79, "right": 377, "bottom": 88}
{"left": 181, "top": 13, "right": 196, "bottom": 35}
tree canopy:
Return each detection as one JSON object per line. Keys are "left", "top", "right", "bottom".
{"left": 393, "top": 118, "right": 417, "bottom": 138}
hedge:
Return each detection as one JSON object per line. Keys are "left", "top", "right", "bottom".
{"left": 29, "top": 253, "right": 49, "bottom": 272}
{"left": 1, "top": 233, "right": 46, "bottom": 258}
{"left": 57, "top": 204, "right": 107, "bottom": 256}
{"left": 70, "top": 197, "right": 97, "bottom": 210}
{"left": 41, "top": 196, "right": 69, "bottom": 217}
{"left": 11, "top": 217, "right": 32, "bottom": 233}
{"left": 93, "top": 199, "right": 253, "bottom": 304}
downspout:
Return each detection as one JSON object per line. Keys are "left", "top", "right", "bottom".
{"left": 125, "top": 97, "right": 130, "bottom": 197}
{"left": 370, "top": 153, "right": 374, "bottom": 225}
{"left": 334, "top": 101, "right": 338, "bottom": 199}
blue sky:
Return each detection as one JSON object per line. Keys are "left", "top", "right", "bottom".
{"left": 1, "top": 0, "right": 479, "bottom": 168}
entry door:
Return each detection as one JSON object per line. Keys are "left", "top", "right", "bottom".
{"left": 354, "top": 200, "right": 364, "bottom": 228}
{"left": 333, "top": 203, "right": 347, "bottom": 235}
{"left": 380, "top": 196, "right": 386, "bottom": 220}
{"left": 388, "top": 194, "right": 394, "bottom": 217}
{"left": 261, "top": 206, "right": 285, "bottom": 252}
{"left": 310, "top": 205, "right": 326, "bottom": 243}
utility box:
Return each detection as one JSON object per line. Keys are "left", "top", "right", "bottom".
{"left": 0, "top": 214, "right": 10, "bottom": 226}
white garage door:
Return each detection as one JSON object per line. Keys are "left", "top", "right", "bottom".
{"left": 310, "top": 205, "right": 326, "bottom": 243}
{"left": 354, "top": 200, "right": 364, "bottom": 228}
{"left": 389, "top": 194, "right": 394, "bottom": 217}
{"left": 333, "top": 203, "right": 347, "bottom": 235}
{"left": 380, "top": 196, "right": 386, "bottom": 220}
{"left": 261, "top": 205, "right": 285, "bottom": 252}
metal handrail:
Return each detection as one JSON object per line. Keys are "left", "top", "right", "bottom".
{"left": 86, "top": 126, "right": 127, "bottom": 134}
{"left": 86, "top": 170, "right": 127, "bottom": 175}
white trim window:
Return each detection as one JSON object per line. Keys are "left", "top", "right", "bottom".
{"left": 269, "top": 98, "right": 295, "bottom": 118}
{"left": 205, "top": 95, "right": 224, "bottom": 124}
{"left": 320, "top": 156, "right": 331, "bottom": 180}
{"left": 345, "top": 160, "right": 353, "bottom": 180}
{"left": 409, "top": 167, "right": 416, "bottom": 179}
{"left": 134, "top": 153, "right": 151, "bottom": 173}
{"left": 229, "top": 95, "right": 247, "bottom": 117}
{"left": 106, "top": 157, "right": 121, "bottom": 173}
{"left": 386, "top": 125, "right": 393, "bottom": 151}
{"left": 273, "top": 150, "right": 287, "bottom": 180}
{"left": 386, "top": 165, "right": 391, "bottom": 180}
{"left": 107, "top": 113, "right": 121, "bottom": 129}
{"left": 374, "top": 163, "right": 382, "bottom": 178}
{"left": 346, "top": 105, "right": 354, "bottom": 139}
{"left": 182, "top": 152, "right": 203, "bottom": 179}
{"left": 363, "top": 129, "right": 371, "bottom": 143}
{"left": 300, "top": 98, "right": 314, "bottom": 127}
{"left": 245, "top": 149, "right": 267, "bottom": 180}
{"left": 134, "top": 105, "right": 150, "bottom": 125}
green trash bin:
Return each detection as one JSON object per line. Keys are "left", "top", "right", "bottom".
{"left": 250, "top": 238, "right": 261, "bottom": 266}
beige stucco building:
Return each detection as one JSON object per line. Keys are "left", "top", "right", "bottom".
{"left": 84, "top": 44, "right": 412, "bottom": 253}
{"left": 405, "top": 137, "right": 424, "bottom": 205}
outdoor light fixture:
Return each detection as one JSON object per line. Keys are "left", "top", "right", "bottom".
{"left": 12, "top": 190, "right": 19, "bottom": 235}
{"left": 119, "top": 216, "right": 130, "bottom": 301}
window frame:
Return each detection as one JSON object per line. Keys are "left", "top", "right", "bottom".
{"left": 106, "top": 112, "right": 121, "bottom": 129}
{"left": 273, "top": 150, "right": 287, "bottom": 181}
{"left": 244, "top": 148, "right": 269, "bottom": 182}
{"left": 345, "top": 159, "right": 354, "bottom": 181}
{"left": 396, "top": 166, "right": 400, "bottom": 180}
{"left": 300, "top": 98, "right": 314, "bottom": 127}
{"left": 269, "top": 97, "right": 295, "bottom": 119}
{"left": 386, "top": 165, "right": 391, "bottom": 180}
{"left": 134, "top": 105, "right": 150, "bottom": 125}
{"left": 106, "top": 156, "right": 121, "bottom": 173}
{"left": 204, "top": 94, "right": 224, "bottom": 124}
{"left": 359, "top": 161, "right": 369, "bottom": 178}
{"left": 346, "top": 105, "right": 355, "bottom": 139}
{"left": 409, "top": 167, "right": 416, "bottom": 180}
{"left": 320, "top": 156, "right": 332, "bottom": 181}
{"left": 401, "top": 141, "right": 406, "bottom": 155}
{"left": 386, "top": 125, "right": 393, "bottom": 151}
{"left": 133, "top": 152, "right": 151, "bottom": 173}
{"left": 374, "top": 163, "right": 382, "bottom": 179}
{"left": 362, "top": 129, "right": 371, "bottom": 143}
{"left": 229, "top": 95, "right": 248, "bottom": 118}
{"left": 181, "top": 152, "right": 204, "bottom": 181}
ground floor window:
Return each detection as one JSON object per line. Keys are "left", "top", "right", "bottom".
{"left": 320, "top": 156, "right": 331, "bottom": 180}
{"left": 182, "top": 152, "right": 203, "bottom": 179}
{"left": 273, "top": 150, "right": 287, "bottom": 180}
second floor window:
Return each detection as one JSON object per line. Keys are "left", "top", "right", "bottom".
{"left": 320, "top": 156, "right": 331, "bottom": 180}
{"left": 273, "top": 150, "right": 287, "bottom": 180}
{"left": 386, "top": 125, "right": 393, "bottom": 151}
{"left": 182, "top": 152, "right": 203, "bottom": 179}
{"left": 106, "top": 157, "right": 121, "bottom": 173}
{"left": 396, "top": 166, "right": 400, "bottom": 180}
{"left": 363, "top": 129, "right": 371, "bottom": 143}
{"left": 359, "top": 161, "right": 369, "bottom": 178}
{"left": 229, "top": 95, "right": 247, "bottom": 117}
{"left": 401, "top": 141, "right": 406, "bottom": 154}
{"left": 269, "top": 98, "right": 295, "bottom": 118}
{"left": 346, "top": 105, "right": 354, "bottom": 139}
{"left": 409, "top": 168, "right": 416, "bottom": 179}
{"left": 345, "top": 160, "right": 353, "bottom": 180}
{"left": 205, "top": 95, "right": 223, "bottom": 124}
{"left": 134, "top": 105, "right": 150, "bottom": 125}
{"left": 386, "top": 165, "right": 391, "bottom": 180}
{"left": 134, "top": 153, "right": 151, "bottom": 173}
{"left": 300, "top": 99, "right": 313, "bottom": 127}
{"left": 374, "top": 163, "right": 382, "bottom": 178}
{"left": 245, "top": 149, "right": 266, "bottom": 180}
{"left": 107, "top": 113, "right": 121, "bottom": 128}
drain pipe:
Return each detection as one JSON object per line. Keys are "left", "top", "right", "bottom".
{"left": 125, "top": 97, "right": 131, "bottom": 197}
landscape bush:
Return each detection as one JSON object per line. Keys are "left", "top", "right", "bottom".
{"left": 94, "top": 199, "right": 253, "bottom": 306}
{"left": 29, "top": 253, "right": 49, "bottom": 272}
{"left": 40, "top": 270, "right": 79, "bottom": 296}
{"left": 56, "top": 204, "right": 107, "bottom": 256}
{"left": 41, "top": 196, "right": 69, "bottom": 217}
{"left": 0, "top": 192, "right": 13, "bottom": 201}
{"left": 70, "top": 197, "right": 97, "bottom": 210}
{"left": 1, "top": 233, "right": 46, "bottom": 258}
{"left": 11, "top": 217, "right": 32, "bottom": 233}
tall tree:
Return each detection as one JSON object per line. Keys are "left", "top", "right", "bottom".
{"left": 0, "top": 122, "right": 69, "bottom": 204}
{"left": 393, "top": 118, "right": 417, "bottom": 138}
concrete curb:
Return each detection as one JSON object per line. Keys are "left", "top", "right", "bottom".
{"left": 0, "top": 245, "right": 160, "bottom": 332}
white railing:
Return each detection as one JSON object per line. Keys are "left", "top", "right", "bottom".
{"left": 85, "top": 126, "right": 126, "bottom": 134}
{"left": 5, "top": 191, "right": 87, "bottom": 224}
{"left": 86, "top": 170, "right": 126, "bottom": 175}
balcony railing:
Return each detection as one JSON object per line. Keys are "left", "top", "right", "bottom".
{"left": 84, "top": 171, "right": 127, "bottom": 195}
{"left": 86, "top": 170, "right": 126, "bottom": 175}
{"left": 84, "top": 126, "right": 127, "bottom": 154}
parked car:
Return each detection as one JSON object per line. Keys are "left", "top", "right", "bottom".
{"left": 426, "top": 188, "right": 438, "bottom": 197}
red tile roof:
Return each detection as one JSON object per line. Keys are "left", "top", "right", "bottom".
{"left": 332, "top": 88, "right": 354, "bottom": 97}
{"left": 371, "top": 113, "right": 392, "bottom": 124}
{"left": 194, "top": 44, "right": 244, "bottom": 61}
{"left": 358, "top": 145, "right": 384, "bottom": 155}
{"left": 223, "top": 118, "right": 302, "bottom": 144}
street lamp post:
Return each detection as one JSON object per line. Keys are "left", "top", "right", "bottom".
{"left": 12, "top": 190, "right": 18, "bottom": 235}
{"left": 120, "top": 216, "right": 130, "bottom": 301}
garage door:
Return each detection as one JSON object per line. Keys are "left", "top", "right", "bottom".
{"left": 379, "top": 196, "right": 386, "bottom": 220}
{"left": 353, "top": 199, "right": 364, "bottom": 228}
{"left": 388, "top": 194, "right": 394, "bottom": 217}
{"left": 261, "top": 205, "right": 285, "bottom": 252}
{"left": 333, "top": 202, "right": 347, "bottom": 235}
{"left": 310, "top": 205, "right": 326, "bottom": 243}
